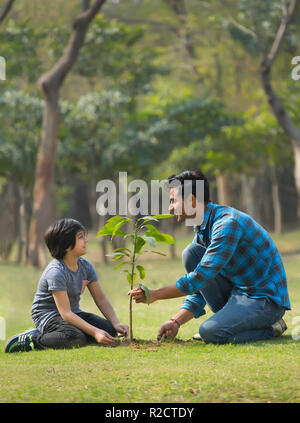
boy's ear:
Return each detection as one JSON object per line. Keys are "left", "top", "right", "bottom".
{"left": 65, "top": 245, "right": 72, "bottom": 253}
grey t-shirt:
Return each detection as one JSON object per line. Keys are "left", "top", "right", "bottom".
{"left": 31, "top": 257, "right": 98, "bottom": 333}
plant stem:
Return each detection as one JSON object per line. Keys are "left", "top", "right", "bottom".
{"left": 129, "top": 225, "right": 137, "bottom": 343}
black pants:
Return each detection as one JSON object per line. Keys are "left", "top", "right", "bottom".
{"left": 32, "top": 311, "right": 117, "bottom": 350}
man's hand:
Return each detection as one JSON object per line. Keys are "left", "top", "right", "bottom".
{"left": 157, "top": 320, "right": 180, "bottom": 341}
{"left": 114, "top": 323, "right": 129, "bottom": 338}
{"left": 128, "top": 287, "right": 154, "bottom": 304}
{"left": 94, "top": 329, "right": 116, "bottom": 345}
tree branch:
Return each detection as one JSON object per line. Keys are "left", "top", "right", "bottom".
{"left": 82, "top": 0, "right": 91, "bottom": 11}
{"left": 163, "top": 0, "right": 201, "bottom": 82}
{"left": 101, "top": 15, "right": 178, "bottom": 32}
{"left": 39, "top": 0, "right": 106, "bottom": 93}
{"left": 0, "top": 0, "right": 16, "bottom": 25}
{"left": 261, "top": 0, "right": 298, "bottom": 73}
{"left": 259, "top": 0, "right": 300, "bottom": 143}
{"left": 228, "top": 17, "right": 258, "bottom": 40}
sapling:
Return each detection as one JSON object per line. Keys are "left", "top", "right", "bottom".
{"left": 96, "top": 214, "right": 175, "bottom": 343}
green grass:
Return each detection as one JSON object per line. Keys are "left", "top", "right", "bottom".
{"left": 0, "top": 231, "right": 299, "bottom": 403}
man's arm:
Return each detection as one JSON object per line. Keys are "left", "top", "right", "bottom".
{"left": 157, "top": 308, "right": 194, "bottom": 340}
{"left": 128, "top": 283, "right": 184, "bottom": 304}
{"left": 128, "top": 284, "right": 194, "bottom": 340}
{"left": 176, "top": 218, "right": 243, "bottom": 295}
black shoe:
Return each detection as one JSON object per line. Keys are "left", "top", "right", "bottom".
{"left": 272, "top": 319, "right": 287, "bottom": 337}
{"left": 5, "top": 328, "right": 39, "bottom": 353}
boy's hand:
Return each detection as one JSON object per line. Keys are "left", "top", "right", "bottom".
{"left": 114, "top": 323, "right": 129, "bottom": 338}
{"left": 94, "top": 329, "right": 115, "bottom": 345}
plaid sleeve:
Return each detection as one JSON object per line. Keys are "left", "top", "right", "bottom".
{"left": 180, "top": 292, "right": 206, "bottom": 318}
{"left": 176, "top": 218, "right": 243, "bottom": 295}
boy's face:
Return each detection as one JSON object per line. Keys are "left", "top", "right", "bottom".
{"left": 67, "top": 230, "right": 88, "bottom": 257}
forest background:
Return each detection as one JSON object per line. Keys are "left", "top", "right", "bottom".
{"left": 0, "top": 0, "right": 300, "bottom": 267}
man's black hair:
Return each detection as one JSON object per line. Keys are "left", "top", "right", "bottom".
{"left": 167, "top": 170, "right": 210, "bottom": 203}
{"left": 44, "top": 218, "right": 87, "bottom": 260}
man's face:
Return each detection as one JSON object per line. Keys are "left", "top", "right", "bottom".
{"left": 169, "top": 187, "right": 189, "bottom": 223}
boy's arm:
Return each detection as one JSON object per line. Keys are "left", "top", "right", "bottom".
{"left": 52, "top": 290, "right": 115, "bottom": 344}
{"left": 87, "top": 281, "right": 129, "bottom": 337}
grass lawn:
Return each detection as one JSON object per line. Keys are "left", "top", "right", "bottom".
{"left": 0, "top": 230, "right": 299, "bottom": 403}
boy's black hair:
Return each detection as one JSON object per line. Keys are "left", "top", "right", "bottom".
{"left": 167, "top": 170, "right": 210, "bottom": 203}
{"left": 44, "top": 218, "right": 87, "bottom": 260}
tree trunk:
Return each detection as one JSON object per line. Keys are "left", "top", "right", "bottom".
{"left": 292, "top": 142, "right": 300, "bottom": 218}
{"left": 260, "top": 0, "right": 300, "bottom": 219}
{"left": 270, "top": 164, "right": 282, "bottom": 234}
{"left": 98, "top": 215, "right": 108, "bottom": 264}
{"left": 163, "top": 0, "right": 204, "bottom": 88}
{"left": 216, "top": 173, "right": 232, "bottom": 205}
{"left": 0, "top": 0, "right": 15, "bottom": 25}
{"left": 28, "top": 0, "right": 107, "bottom": 268}
{"left": 17, "top": 185, "right": 27, "bottom": 264}
{"left": 28, "top": 92, "right": 59, "bottom": 268}
{"left": 241, "top": 174, "right": 262, "bottom": 223}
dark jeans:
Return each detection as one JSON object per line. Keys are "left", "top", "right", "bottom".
{"left": 183, "top": 240, "right": 286, "bottom": 344}
{"left": 32, "top": 311, "right": 117, "bottom": 350}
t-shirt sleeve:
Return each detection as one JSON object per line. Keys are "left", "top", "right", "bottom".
{"left": 46, "top": 267, "right": 67, "bottom": 291}
{"left": 87, "top": 262, "right": 98, "bottom": 283}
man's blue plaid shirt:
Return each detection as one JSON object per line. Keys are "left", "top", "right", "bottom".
{"left": 176, "top": 202, "right": 291, "bottom": 318}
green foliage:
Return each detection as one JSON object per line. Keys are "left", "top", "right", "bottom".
{"left": 48, "top": 16, "right": 170, "bottom": 96}
{"left": 202, "top": 106, "right": 292, "bottom": 176}
{"left": 0, "top": 21, "right": 45, "bottom": 85}
{"left": 227, "top": 0, "right": 300, "bottom": 57}
{"left": 0, "top": 90, "right": 43, "bottom": 188}
{"left": 97, "top": 213, "right": 174, "bottom": 341}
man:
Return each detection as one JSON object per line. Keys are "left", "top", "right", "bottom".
{"left": 128, "top": 170, "right": 291, "bottom": 344}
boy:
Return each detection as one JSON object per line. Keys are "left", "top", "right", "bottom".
{"left": 5, "top": 218, "right": 128, "bottom": 352}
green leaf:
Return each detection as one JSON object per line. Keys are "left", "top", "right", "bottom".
{"left": 107, "top": 253, "right": 125, "bottom": 260}
{"left": 135, "top": 236, "right": 146, "bottom": 254}
{"left": 136, "top": 265, "right": 145, "bottom": 280}
{"left": 96, "top": 216, "right": 129, "bottom": 237}
{"left": 141, "top": 236, "right": 157, "bottom": 248}
{"left": 106, "top": 252, "right": 126, "bottom": 258}
{"left": 137, "top": 216, "right": 159, "bottom": 223}
{"left": 112, "top": 218, "right": 132, "bottom": 239}
{"left": 139, "top": 283, "right": 150, "bottom": 305}
{"left": 150, "top": 250, "right": 166, "bottom": 256}
{"left": 113, "top": 261, "right": 128, "bottom": 270}
{"left": 152, "top": 214, "right": 174, "bottom": 220}
{"left": 144, "top": 224, "right": 175, "bottom": 244}
{"left": 113, "top": 247, "right": 131, "bottom": 254}
{"left": 127, "top": 272, "right": 136, "bottom": 285}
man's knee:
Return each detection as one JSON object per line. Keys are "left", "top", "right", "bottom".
{"left": 199, "top": 320, "right": 229, "bottom": 344}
